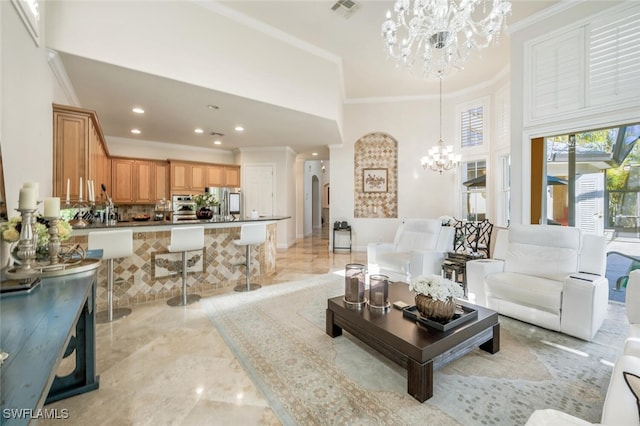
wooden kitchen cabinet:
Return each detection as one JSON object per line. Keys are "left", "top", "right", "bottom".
{"left": 170, "top": 162, "right": 189, "bottom": 193}
{"left": 154, "top": 161, "right": 169, "bottom": 200}
{"left": 224, "top": 165, "right": 241, "bottom": 187}
{"left": 190, "top": 164, "right": 206, "bottom": 192}
{"left": 170, "top": 160, "right": 240, "bottom": 194}
{"left": 206, "top": 165, "right": 225, "bottom": 187}
{"left": 112, "top": 158, "right": 165, "bottom": 204}
{"left": 53, "top": 104, "right": 111, "bottom": 204}
{"left": 111, "top": 158, "right": 134, "bottom": 203}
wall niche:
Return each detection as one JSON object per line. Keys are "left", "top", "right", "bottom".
{"left": 354, "top": 132, "right": 398, "bottom": 218}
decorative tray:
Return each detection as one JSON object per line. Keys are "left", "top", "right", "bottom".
{"left": 0, "top": 277, "right": 41, "bottom": 297}
{"left": 403, "top": 304, "right": 478, "bottom": 332}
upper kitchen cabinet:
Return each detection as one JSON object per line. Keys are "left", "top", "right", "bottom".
{"left": 53, "top": 104, "right": 111, "bottom": 204}
{"left": 224, "top": 165, "right": 241, "bottom": 188}
{"left": 170, "top": 160, "right": 240, "bottom": 194}
{"left": 112, "top": 158, "right": 168, "bottom": 204}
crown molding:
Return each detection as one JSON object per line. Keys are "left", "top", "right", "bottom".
{"left": 47, "top": 49, "right": 80, "bottom": 106}
{"left": 508, "top": 0, "right": 589, "bottom": 34}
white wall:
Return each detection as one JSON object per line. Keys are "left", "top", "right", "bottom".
{"left": 303, "top": 160, "right": 323, "bottom": 236}
{"left": 107, "top": 137, "right": 235, "bottom": 164}
{"left": 237, "top": 147, "right": 296, "bottom": 248}
{"left": 1, "top": 1, "right": 53, "bottom": 213}
{"left": 45, "top": 1, "right": 342, "bottom": 124}
{"left": 334, "top": 97, "right": 457, "bottom": 250}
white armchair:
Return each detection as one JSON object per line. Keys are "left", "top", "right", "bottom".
{"left": 467, "top": 224, "right": 608, "bottom": 341}
{"left": 367, "top": 218, "right": 455, "bottom": 282}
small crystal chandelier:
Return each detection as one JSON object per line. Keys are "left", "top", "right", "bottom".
{"left": 420, "top": 77, "right": 461, "bottom": 173}
{"left": 381, "top": 0, "right": 512, "bottom": 78}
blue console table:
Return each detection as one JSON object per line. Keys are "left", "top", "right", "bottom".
{"left": 0, "top": 265, "right": 100, "bottom": 425}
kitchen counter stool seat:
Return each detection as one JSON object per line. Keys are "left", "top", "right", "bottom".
{"left": 167, "top": 226, "right": 204, "bottom": 306}
{"left": 233, "top": 223, "right": 266, "bottom": 292}
{"left": 88, "top": 229, "right": 133, "bottom": 323}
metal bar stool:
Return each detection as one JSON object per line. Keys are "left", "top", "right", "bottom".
{"left": 88, "top": 229, "right": 133, "bottom": 323}
{"left": 233, "top": 223, "right": 266, "bottom": 292}
{"left": 167, "top": 226, "right": 204, "bottom": 306}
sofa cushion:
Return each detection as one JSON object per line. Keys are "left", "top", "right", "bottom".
{"left": 377, "top": 252, "right": 410, "bottom": 274}
{"left": 504, "top": 225, "right": 580, "bottom": 281}
{"left": 486, "top": 272, "right": 563, "bottom": 313}
{"left": 395, "top": 219, "right": 440, "bottom": 252}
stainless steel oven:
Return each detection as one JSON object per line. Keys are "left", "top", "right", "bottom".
{"left": 172, "top": 195, "right": 197, "bottom": 223}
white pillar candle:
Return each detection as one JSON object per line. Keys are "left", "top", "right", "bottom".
{"left": 23, "top": 182, "right": 39, "bottom": 201}
{"left": 19, "top": 187, "right": 37, "bottom": 210}
{"left": 91, "top": 181, "right": 96, "bottom": 202}
{"left": 66, "top": 178, "right": 70, "bottom": 204}
{"left": 87, "top": 179, "right": 92, "bottom": 202}
{"left": 79, "top": 177, "right": 83, "bottom": 200}
{"left": 44, "top": 197, "right": 60, "bottom": 217}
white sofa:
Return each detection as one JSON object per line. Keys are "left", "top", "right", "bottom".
{"left": 525, "top": 270, "right": 640, "bottom": 425}
{"left": 466, "top": 224, "right": 608, "bottom": 341}
{"left": 367, "top": 218, "right": 454, "bottom": 282}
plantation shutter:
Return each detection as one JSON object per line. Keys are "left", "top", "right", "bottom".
{"left": 461, "top": 106, "right": 483, "bottom": 148}
{"left": 530, "top": 28, "right": 584, "bottom": 120}
{"left": 588, "top": 3, "right": 640, "bottom": 106}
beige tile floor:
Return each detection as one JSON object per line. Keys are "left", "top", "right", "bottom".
{"left": 43, "top": 227, "right": 366, "bottom": 425}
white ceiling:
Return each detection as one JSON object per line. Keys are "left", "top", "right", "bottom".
{"left": 56, "top": 0, "right": 558, "bottom": 161}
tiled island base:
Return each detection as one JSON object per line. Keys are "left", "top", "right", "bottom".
{"left": 67, "top": 222, "right": 278, "bottom": 311}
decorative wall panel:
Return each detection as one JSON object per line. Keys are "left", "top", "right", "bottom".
{"left": 354, "top": 132, "right": 398, "bottom": 218}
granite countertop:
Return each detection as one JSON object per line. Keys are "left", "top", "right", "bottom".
{"left": 71, "top": 216, "right": 290, "bottom": 231}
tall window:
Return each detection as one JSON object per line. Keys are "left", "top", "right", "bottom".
{"left": 461, "top": 106, "right": 484, "bottom": 148}
{"left": 461, "top": 160, "right": 487, "bottom": 221}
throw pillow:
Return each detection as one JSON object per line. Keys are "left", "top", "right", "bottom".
{"left": 623, "top": 371, "right": 640, "bottom": 417}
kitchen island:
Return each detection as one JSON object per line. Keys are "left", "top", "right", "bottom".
{"left": 67, "top": 217, "right": 289, "bottom": 311}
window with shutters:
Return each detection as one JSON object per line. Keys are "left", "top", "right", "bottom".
{"left": 588, "top": 3, "right": 640, "bottom": 106}
{"left": 461, "top": 160, "right": 487, "bottom": 222}
{"left": 461, "top": 106, "right": 483, "bottom": 148}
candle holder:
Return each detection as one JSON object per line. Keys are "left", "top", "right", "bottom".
{"left": 368, "top": 274, "right": 391, "bottom": 311}
{"left": 15, "top": 208, "right": 38, "bottom": 274}
{"left": 46, "top": 217, "right": 61, "bottom": 265}
{"left": 343, "top": 263, "right": 367, "bottom": 308}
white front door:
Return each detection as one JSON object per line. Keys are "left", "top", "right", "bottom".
{"left": 243, "top": 165, "right": 274, "bottom": 218}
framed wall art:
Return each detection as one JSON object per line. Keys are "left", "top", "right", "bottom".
{"left": 363, "top": 168, "right": 388, "bottom": 193}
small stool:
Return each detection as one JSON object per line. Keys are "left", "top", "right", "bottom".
{"left": 167, "top": 226, "right": 204, "bottom": 306}
{"left": 233, "top": 223, "right": 266, "bottom": 292}
{"left": 88, "top": 229, "right": 133, "bottom": 323}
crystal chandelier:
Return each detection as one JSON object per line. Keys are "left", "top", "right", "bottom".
{"left": 381, "top": 0, "right": 512, "bottom": 78}
{"left": 420, "top": 77, "right": 461, "bottom": 173}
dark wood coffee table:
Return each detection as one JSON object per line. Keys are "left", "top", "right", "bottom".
{"left": 326, "top": 281, "right": 499, "bottom": 402}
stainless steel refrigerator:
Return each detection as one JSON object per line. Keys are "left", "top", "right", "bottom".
{"left": 205, "top": 187, "right": 242, "bottom": 220}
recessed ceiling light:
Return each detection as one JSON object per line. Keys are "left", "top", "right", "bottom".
{"left": 213, "top": 140, "right": 222, "bottom": 145}
{"left": 132, "top": 107, "right": 144, "bottom": 114}
{"left": 312, "top": 152, "right": 318, "bottom": 156}
{"left": 234, "top": 126, "right": 244, "bottom": 132}
{"left": 207, "top": 105, "right": 219, "bottom": 110}
{"left": 131, "top": 129, "right": 141, "bottom": 134}
{"left": 194, "top": 128, "right": 204, "bottom": 134}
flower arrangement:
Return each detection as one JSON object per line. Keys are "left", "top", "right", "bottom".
{"left": 409, "top": 274, "right": 463, "bottom": 301}
{"left": 0, "top": 215, "right": 72, "bottom": 249}
{"left": 192, "top": 193, "right": 219, "bottom": 209}
{"left": 439, "top": 215, "right": 455, "bottom": 226}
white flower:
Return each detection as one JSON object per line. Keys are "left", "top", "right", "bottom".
{"left": 409, "top": 274, "right": 463, "bottom": 301}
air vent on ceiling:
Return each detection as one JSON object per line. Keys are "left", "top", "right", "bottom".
{"left": 330, "top": 0, "right": 359, "bottom": 18}
{"left": 210, "top": 132, "right": 224, "bottom": 137}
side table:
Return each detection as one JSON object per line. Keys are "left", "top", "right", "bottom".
{"left": 332, "top": 226, "right": 352, "bottom": 252}
{"left": 442, "top": 251, "right": 485, "bottom": 297}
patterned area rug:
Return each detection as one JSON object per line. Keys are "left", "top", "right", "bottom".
{"left": 201, "top": 274, "right": 629, "bottom": 425}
